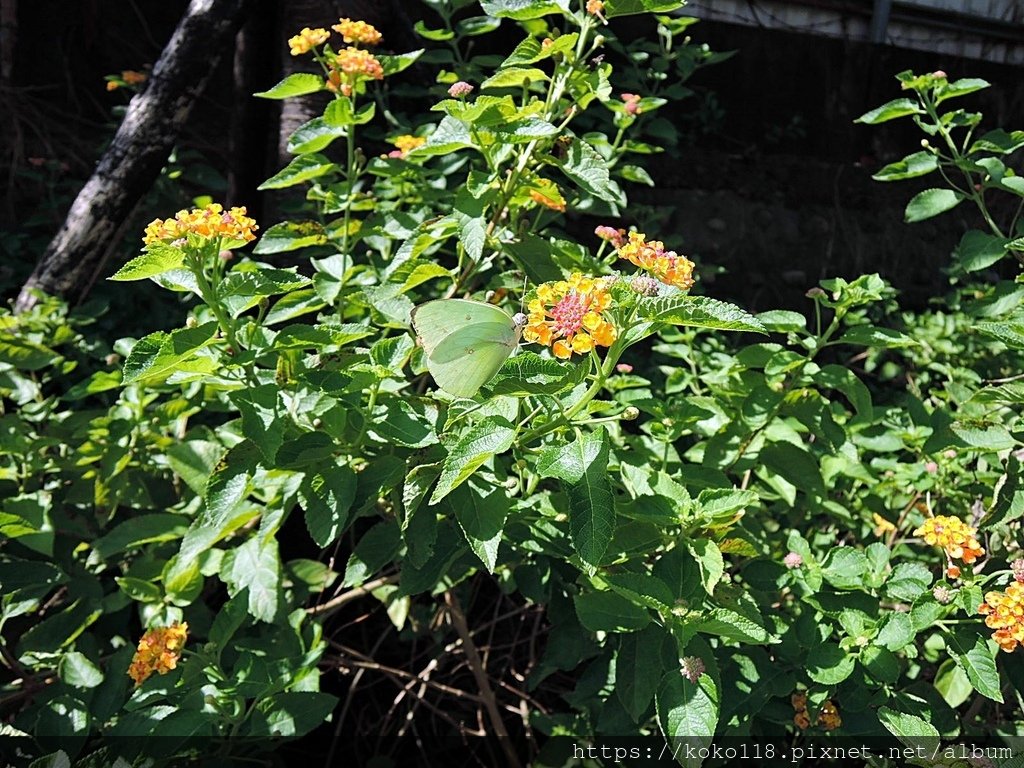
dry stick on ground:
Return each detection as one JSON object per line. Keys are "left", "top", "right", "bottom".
{"left": 14, "top": 0, "right": 251, "bottom": 313}
{"left": 445, "top": 590, "right": 524, "bottom": 768}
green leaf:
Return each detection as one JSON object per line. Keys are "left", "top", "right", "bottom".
{"left": 934, "top": 659, "right": 973, "bottom": 709}
{"left": 286, "top": 117, "right": 347, "bottom": 155}
{"left": 36, "top": 695, "right": 89, "bottom": 758}
{"left": 638, "top": 296, "right": 766, "bottom": 334}
{"left": 248, "top": 692, "right": 338, "bottom": 739}
{"left": 759, "top": 442, "right": 824, "bottom": 497}
{"left": 574, "top": 589, "right": 650, "bottom": 632}
{"left": 688, "top": 538, "right": 723, "bottom": 595}
{"left": 606, "top": 0, "right": 683, "bottom": 17}
{"left": 970, "top": 129, "right": 1024, "bottom": 155}
{"left": 253, "top": 221, "right": 328, "bottom": 255}
{"left": 885, "top": 562, "right": 932, "bottom": 601}
{"left": 821, "top": 548, "right": 867, "bottom": 590}
{"left": 166, "top": 440, "right": 225, "bottom": 497}
{"left": 254, "top": 72, "right": 324, "bottom": 99}
{"left": 560, "top": 139, "right": 619, "bottom": 202}
{"left": 91, "top": 513, "right": 189, "bottom": 559}
{"left": 950, "top": 420, "right": 1015, "bottom": 451}
{"left": 617, "top": 627, "right": 669, "bottom": 721}
{"left": 480, "top": 66, "right": 548, "bottom": 89}
{"left": 985, "top": 455, "right": 1024, "bottom": 527}
{"left": 479, "top": 0, "right": 569, "bottom": 20}
{"left": 0, "top": 559, "right": 67, "bottom": 591}
{"left": 871, "top": 150, "right": 939, "bottom": 182}
{"left": 344, "top": 521, "right": 401, "bottom": 587}
{"left": 109, "top": 243, "right": 186, "bottom": 281}
{"left": 299, "top": 468, "right": 356, "bottom": 548}
{"left": 877, "top": 706, "right": 940, "bottom": 752}
{"left": 954, "top": 229, "right": 1010, "bottom": 272}
{"left": 430, "top": 417, "right": 515, "bottom": 504}
{"left": 230, "top": 385, "right": 282, "bottom": 463}
{"left": 656, "top": 668, "right": 719, "bottom": 768}
{"left": 947, "top": 631, "right": 1003, "bottom": 702}
{"left": 854, "top": 98, "right": 922, "bottom": 124}
{"left": 58, "top": 652, "right": 104, "bottom": 689}
{"left": 536, "top": 427, "right": 615, "bottom": 566}
{"left": 420, "top": 116, "right": 475, "bottom": 156}
{"left": 0, "top": 336, "right": 60, "bottom": 371}
{"left": 975, "top": 321, "right": 1024, "bottom": 351}
{"left": 904, "top": 188, "right": 964, "bottom": 223}
{"left": 875, "top": 613, "right": 914, "bottom": 651}
{"left": 935, "top": 77, "right": 990, "bottom": 104}
{"left": 378, "top": 50, "right": 424, "bottom": 77}
{"left": 450, "top": 480, "right": 509, "bottom": 572}
{"left": 227, "top": 537, "right": 281, "bottom": 622}
{"left": 258, "top": 153, "right": 336, "bottom": 190}
{"left": 806, "top": 642, "right": 855, "bottom": 684}
{"left": 121, "top": 322, "right": 218, "bottom": 384}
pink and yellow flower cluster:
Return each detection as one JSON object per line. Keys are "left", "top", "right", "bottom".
{"left": 524, "top": 273, "right": 617, "bottom": 359}
{"left": 616, "top": 232, "right": 695, "bottom": 291}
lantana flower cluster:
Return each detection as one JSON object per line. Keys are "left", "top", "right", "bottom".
{"left": 387, "top": 135, "right": 426, "bottom": 158}
{"left": 143, "top": 203, "right": 258, "bottom": 247}
{"left": 128, "top": 622, "right": 188, "bottom": 686}
{"left": 286, "top": 18, "right": 385, "bottom": 96}
{"left": 979, "top": 582, "right": 1024, "bottom": 653}
{"left": 617, "top": 232, "right": 696, "bottom": 291}
{"left": 523, "top": 273, "right": 616, "bottom": 359}
{"left": 913, "top": 516, "right": 984, "bottom": 564}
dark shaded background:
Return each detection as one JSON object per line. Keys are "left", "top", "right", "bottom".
{"left": 3, "top": 1, "right": 1024, "bottom": 315}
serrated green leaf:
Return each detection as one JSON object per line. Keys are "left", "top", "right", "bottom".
{"left": 479, "top": 0, "right": 569, "bottom": 20}
{"left": 255, "top": 72, "right": 324, "bottom": 99}
{"left": 109, "top": 243, "right": 186, "bottom": 281}
{"left": 638, "top": 295, "right": 766, "bottom": 334}
{"left": 656, "top": 669, "right": 719, "bottom": 768}
{"left": 121, "top": 323, "right": 218, "bottom": 384}
{"left": 536, "top": 427, "right": 614, "bottom": 566}
{"left": 286, "top": 116, "right": 347, "bottom": 155}
{"left": 905, "top": 188, "right": 964, "bottom": 223}
{"left": 574, "top": 589, "right": 650, "bottom": 632}
{"left": 806, "top": 642, "right": 855, "bottom": 684}
{"left": 854, "top": 98, "right": 922, "bottom": 124}
{"left": 430, "top": 417, "right": 516, "bottom": 504}
{"left": 871, "top": 150, "right": 939, "bottom": 182}
{"left": 258, "top": 153, "right": 336, "bottom": 190}
{"left": 947, "top": 631, "right": 1003, "bottom": 702}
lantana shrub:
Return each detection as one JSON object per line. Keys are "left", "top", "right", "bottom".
{"left": 3, "top": 3, "right": 1024, "bottom": 767}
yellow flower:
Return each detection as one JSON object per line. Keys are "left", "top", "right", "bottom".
{"left": 143, "top": 203, "right": 258, "bottom": 246}
{"left": 122, "top": 70, "right": 147, "bottom": 85}
{"left": 586, "top": 0, "right": 605, "bottom": 15}
{"left": 523, "top": 273, "right": 616, "bottom": 359}
{"left": 617, "top": 232, "right": 695, "bottom": 291}
{"left": 288, "top": 27, "right": 330, "bottom": 56}
{"left": 913, "top": 515, "right": 984, "bottom": 564}
{"left": 332, "top": 18, "right": 382, "bottom": 46}
{"left": 128, "top": 622, "right": 188, "bottom": 686}
{"left": 979, "top": 582, "right": 1024, "bottom": 652}
{"left": 388, "top": 134, "right": 426, "bottom": 158}
{"left": 872, "top": 513, "right": 896, "bottom": 537}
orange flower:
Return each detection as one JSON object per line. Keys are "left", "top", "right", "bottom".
{"left": 818, "top": 701, "right": 842, "bottom": 731}
{"left": 617, "top": 232, "right": 695, "bottom": 291}
{"left": 288, "top": 27, "right": 330, "bottom": 56}
{"left": 327, "top": 47, "right": 384, "bottom": 95}
{"left": 979, "top": 582, "right": 1024, "bottom": 652}
{"left": 529, "top": 181, "right": 566, "bottom": 212}
{"left": 143, "top": 203, "right": 258, "bottom": 246}
{"left": 122, "top": 70, "right": 147, "bottom": 85}
{"left": 523, "top": 273, "right": 616, "bottom": 359}
{"left": 586, "top": 0, "right": 606, "bottom": 17}
{"left": 913, "top": 515, "right": 984, "bottom": 564}
{"left": 332, "top": 18, "right": 382, "bottom": 46}
{"left": 128, "top": 622, "right": 188, "bottom": 686}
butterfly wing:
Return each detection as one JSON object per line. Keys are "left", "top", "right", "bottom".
{"left": 411, "top": 299, "right": 522, "bottom": 398}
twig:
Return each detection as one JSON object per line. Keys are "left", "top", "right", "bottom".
{"left": 308, "top": 575, "right": 399, "bottom": 617}
{"left": 445, "top": 591, "right": 523, "bottom": 768}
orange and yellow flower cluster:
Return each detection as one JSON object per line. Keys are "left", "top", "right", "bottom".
{"left": 524, "top": 273, "right": 616, "bottom": 359}
{"left": 616, "top": 232, "right": 695, "bottom": 291}
{"left": 327, "top": 47, "right": 384, "bottom": 95}
{"left": 288, "top": 27, "right": 330, "bottom": 56}
{"left": 128, "top": 622, "right": 188, "bottom": 686}
{"left": 332, "top": 18, "right": 383, "bottom": 46}
{"left": 913, "top": 515, "right": 984, "bottom": 565}
{"left": 792, "top": 692, "right": 841, "bottom": 731}
{"left": 143, "top": 203, "right": 258, "bottom": 247}
{"left": 979, "top": 582, "right": 1024, "bottom": 653}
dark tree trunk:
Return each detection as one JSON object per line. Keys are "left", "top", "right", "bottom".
{"left": 14, "top": 0, "right": 251, "bottom": 313}
{"left": 227, "top": 0, "right": 277, "bottom": 221}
